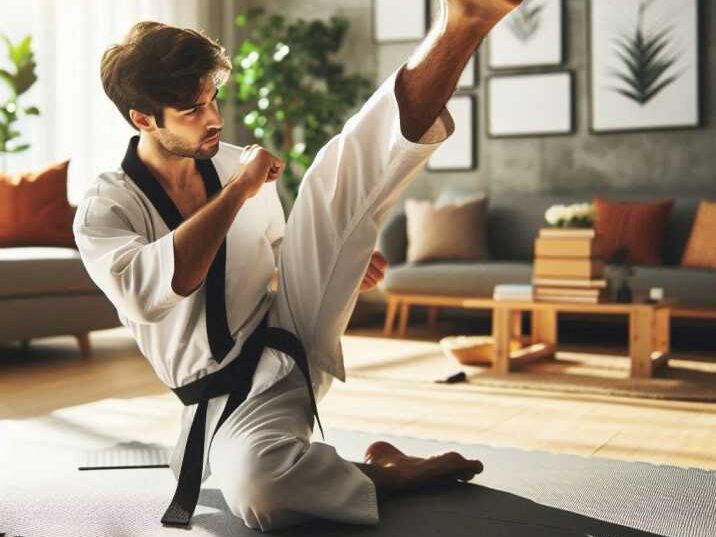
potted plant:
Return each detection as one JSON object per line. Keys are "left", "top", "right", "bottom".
{"left": 230, "top": 8, "right": 372, "bottom": 207}
{"left": 0, "top": 34, "right": 40, "bottom": 171}
{"left": 609, "top": 247, "right": 635, "bottom": 303}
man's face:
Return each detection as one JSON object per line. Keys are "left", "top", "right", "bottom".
{"left": 154, "top": 77, "right": 224, "bottom": 160}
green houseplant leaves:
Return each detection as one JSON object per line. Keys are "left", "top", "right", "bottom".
{"left": 0, "top": 34, "right": 40, "bottom": 157}
{"left": 231, "top": 8, "right": 372, "bottom": 204}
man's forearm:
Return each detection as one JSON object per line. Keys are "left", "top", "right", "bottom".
{"left": 171, "top": 180, "right": 248, "bottom": 296}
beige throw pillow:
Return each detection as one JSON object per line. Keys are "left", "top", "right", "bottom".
{"left": 405, "top": 195, "right": 489, "bottom": 263}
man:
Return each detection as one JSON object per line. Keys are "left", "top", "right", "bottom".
{"left": 74, "top": 0, "right": 522, "bottom": 531}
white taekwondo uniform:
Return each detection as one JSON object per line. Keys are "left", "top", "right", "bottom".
{"left": 73, "top": 66, "right": 454, "bottom": 531}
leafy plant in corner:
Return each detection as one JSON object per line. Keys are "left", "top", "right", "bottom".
{"left": 609, "top": 0, "right": 680, "bottom": 105}
{"left": 507, "top": 0, "right": 543, "bottom": 42}
{"left": 0, "top": 34, "right": 40, "bottom": 159}
{"left": 231, "top": 8, "right": 372, "bottom": 204}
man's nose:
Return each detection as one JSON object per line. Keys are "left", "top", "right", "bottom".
{"left": 208, "top": 101, "right": 223, "bottom": 130}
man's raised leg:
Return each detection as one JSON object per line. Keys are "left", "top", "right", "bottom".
{"left": 350, "top": 0, "right": 524, "bottom": 491}
{"left": 270, "top": 0, "right": 523, "bottom": 504}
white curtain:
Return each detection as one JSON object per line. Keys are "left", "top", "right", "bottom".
{"left": 0, "top": 0, "right": 210, "bottom": 204}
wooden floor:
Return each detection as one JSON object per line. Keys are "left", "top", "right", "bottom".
{"left": 1, "top": 323, "right": 715, "bottom": 470}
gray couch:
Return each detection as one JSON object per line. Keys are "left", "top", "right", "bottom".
{"left": 378, "top": 193, "right": 716, "bottom": 308}
{"left": 0, "top": 221, "right": 122, "bottom": 357}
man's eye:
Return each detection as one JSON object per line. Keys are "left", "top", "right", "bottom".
{"left": 187, "top": 108, "right": 199, "bottom": 115}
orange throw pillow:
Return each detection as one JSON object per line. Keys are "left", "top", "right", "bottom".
{"left": 681, "top": 200, "right": 716, "bottom": 270}
{"left": 594, "top": 196, "right": 673, "bottom": 266}
{"left": 0, "top": 160, "right": 77, "bottom": 248}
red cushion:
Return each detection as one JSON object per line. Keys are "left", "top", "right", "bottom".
{"left": 593, "top": 196, "right": 673, "bottom": 266}
{"left": 0, "top": 160, "right": 77, "bottom": 248}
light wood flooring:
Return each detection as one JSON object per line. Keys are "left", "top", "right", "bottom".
{"left": 1, "top": 323, "right": 715, "bottom": 470}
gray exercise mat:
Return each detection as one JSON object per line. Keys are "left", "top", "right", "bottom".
{"left": 1, "top": 427, "right": 714, "bottom": 536}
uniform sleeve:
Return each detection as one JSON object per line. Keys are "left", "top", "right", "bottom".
{"left": 265, "top": 179, "right": 286, "bottom": 256}
{"left": 73, "top": 188, "right": 196, "bottom": 324}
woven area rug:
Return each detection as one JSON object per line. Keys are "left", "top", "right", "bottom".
{"left": 342, "top": 334, "right": 716, "bottom": 402}
{"left": 1, "top": 395, "right": 714, "bottom": 537}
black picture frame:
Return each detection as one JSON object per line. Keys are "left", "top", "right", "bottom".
{"left": 372, "top": 0, "right": 431, "bottom": 44}
{"left": 486, "top": 71, "right": 575, "bottom": 139}
{"left": 427, "top": 94, "right": 477, "bottom": 172}
{"left": 587, "top": 0, "right": 703, "bottom": 134}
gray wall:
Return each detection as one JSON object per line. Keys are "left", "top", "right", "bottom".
{"left": 237, "top": 0, "right": 715, "bottom": 203}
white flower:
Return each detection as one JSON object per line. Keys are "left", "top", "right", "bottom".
{"left": 545, "top": 205, "right": 565, "bottom": 225}
{"left": 545, "top": 202, "right": 595, "bottom": 226}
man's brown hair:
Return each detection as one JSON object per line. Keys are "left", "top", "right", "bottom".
{"left": 100, "top": 21, "right": 231, "bottom": 129}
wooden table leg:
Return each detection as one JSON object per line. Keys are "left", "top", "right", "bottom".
{"left": 630, "top": 308, "right": 655, "bottom": 379}
{"left": 76, "top": 333, "right": 92, "bottom": 360}
{"left": 398, "top": 302, "right": 411, "bottom": 338}
{"left": 427, "top": 306, "right": 440, "bottom": 333}
{"left": 383, "top": 296, "right": 399, "bottom": 337}
{"left": 531, "top": 307, "right": 557, "bottom": 346}
{"left": 654, "top": 308, "right": 671, "bottom": 354}
{"left": 492, "top": 306, "right": 512, "bottom": 374}
{"left": 652, "top": 307, "right": 671, "bottom": 372}
{"left": 510, "top": 310, "right": 522, "bottom": 342}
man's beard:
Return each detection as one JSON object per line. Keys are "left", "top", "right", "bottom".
{"left": 156, "top": 129, "right": 220, "bottom": 160}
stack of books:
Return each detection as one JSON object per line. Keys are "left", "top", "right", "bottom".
{"left": 493, "top": 284, "right": 533, "bottom": 302}
{"left": 532, "top": 228, "right": 607, "bottom": 304}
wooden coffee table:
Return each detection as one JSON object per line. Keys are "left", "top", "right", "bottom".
{"left": 383, "top": 294, "right": 672, "bottom": 379}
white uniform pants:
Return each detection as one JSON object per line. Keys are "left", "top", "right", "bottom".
{"left": 207, "top": 65, "right": 454, "bottom": 532}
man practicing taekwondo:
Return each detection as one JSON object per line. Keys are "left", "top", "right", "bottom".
{"left": 74, "top": 0, "right": 523, "bottom": 531}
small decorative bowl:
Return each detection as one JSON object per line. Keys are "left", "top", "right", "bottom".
{"left": 440, "top": 335, "right": 522, "bottom": 366}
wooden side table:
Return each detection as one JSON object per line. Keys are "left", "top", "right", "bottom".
{"left": 489, "top": 300, "right": 671, "bottom": 379}
{"left": 384, "top": 293, "right": 672, "bottom": 379}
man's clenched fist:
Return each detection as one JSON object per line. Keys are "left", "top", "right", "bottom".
{"left": 360, "top": 251, "right": 388, "bottom": 292}
{"left": 232, "top": 144, "right": 284, "bottom": 199}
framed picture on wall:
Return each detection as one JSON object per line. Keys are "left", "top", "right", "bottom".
{"left": 589, "top": 0, "right": 701, "bottom": 133}
{"left": 488, "top": 0, "right": 563, "bottom": 69}
{"left": 457, "top": 54, "right": 479, "bottom": 89}
{"left": 373, "top": 0, "right": 429, "bottom": 43}
{"left": 428, "top": 95, "right": 476, "bottom": 172}
{"left": 487, "top": 72, "right": 573, "bottom": 137}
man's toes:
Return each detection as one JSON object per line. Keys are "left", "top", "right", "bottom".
{"left": 364, "top": 441, "right": 405, "bottom": 463}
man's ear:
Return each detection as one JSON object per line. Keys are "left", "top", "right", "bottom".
{"left": 129, "top": 109, "right": 156, "bottom": 132}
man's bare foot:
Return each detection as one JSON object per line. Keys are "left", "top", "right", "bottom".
{"left": 445, "top": 0, "right": 523, "bottom": 32}
{"left": 362, "top": 441, "right": 483, "bottom": 492}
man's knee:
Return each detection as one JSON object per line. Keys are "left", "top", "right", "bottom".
{"left": 218, "top": 436, "right": 308, "bottom": 530}
{"left": 223, "top": 471, "right": 278, "bottom": 527}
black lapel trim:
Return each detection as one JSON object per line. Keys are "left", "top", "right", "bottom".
{"left": 121, "top": 135, "right": 235, "bottom": 363}
{"left": 121, "top": 136, "right": 184, "bottom": 231}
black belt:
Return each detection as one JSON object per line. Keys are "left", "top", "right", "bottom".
{"left": 160, "top": 314, "right": 324, "bottom": 527}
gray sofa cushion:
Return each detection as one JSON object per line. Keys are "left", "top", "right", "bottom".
{"left": 383, "top": 261, "right": 533, "bottom": 297}
{"left": 0, "top": 247, "right": 99, "bottom": 298}
{"left": 383, "top": 262, "right": 716, "bottom": 308}
{"left": 0, "top": 294, "right": 120, "bottom": 341}
{"left": 629, "top": 266, "right": 716, "bottom": 307}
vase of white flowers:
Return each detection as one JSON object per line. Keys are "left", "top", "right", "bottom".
{"left": 544, "top": 203, "right": 595, "bottom": 228}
